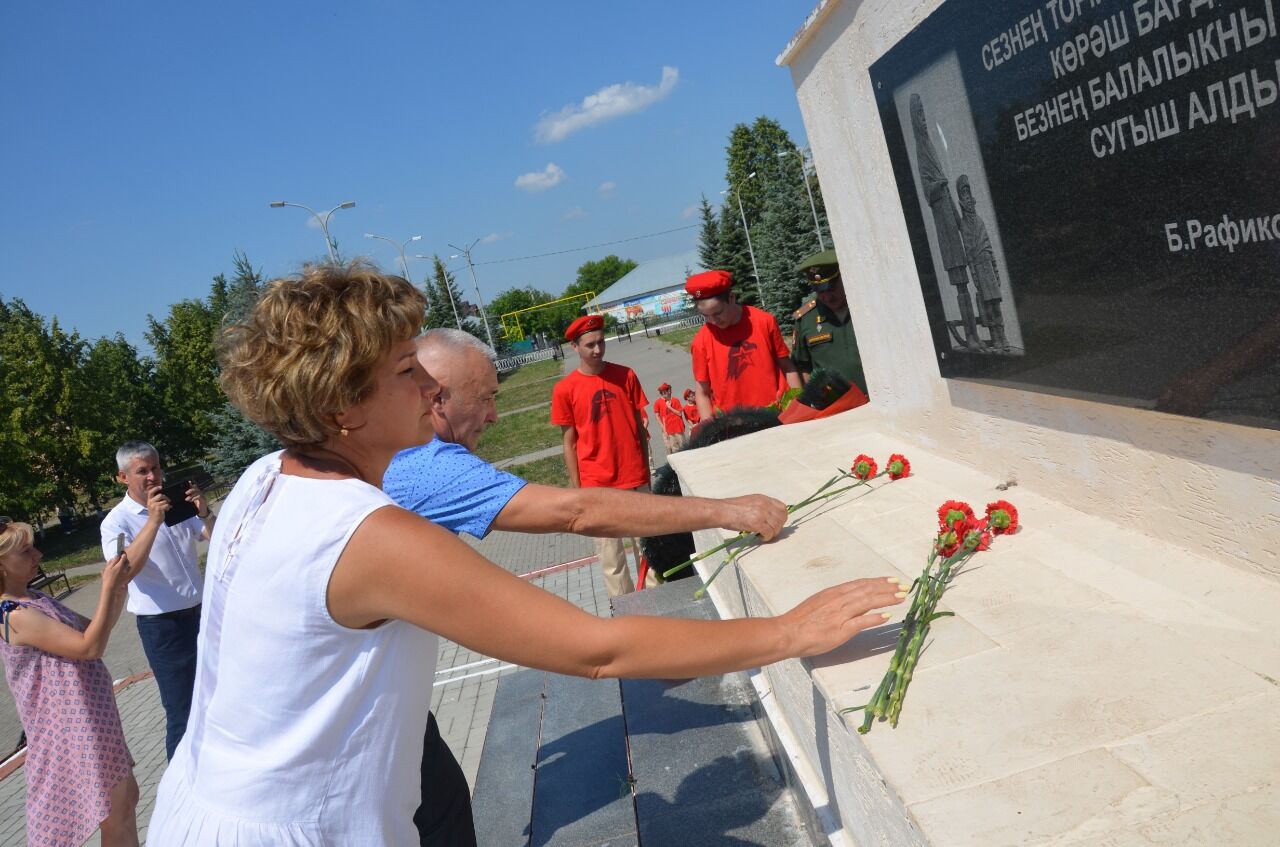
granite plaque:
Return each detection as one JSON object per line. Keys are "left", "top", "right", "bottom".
{"left": 871, "top": 0, "right": 1280, "bottom": 431}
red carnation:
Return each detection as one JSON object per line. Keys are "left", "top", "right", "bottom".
{"left": 936, "top": 529, "right": 961, "bottom": 558}
{"left": 851, "top": 454, "right": 878, "bottom": 480}
{"left": 963, "top": 517, "right": 992, "bottom": 551}
{"left": 985, "top": 500, "right": 1020, "bottom": 534}
{"left": 937, "top": 500, "right": 974, "bottom": 532}
{"left": 886, "top": 453, "right": 911, "bottom": 480}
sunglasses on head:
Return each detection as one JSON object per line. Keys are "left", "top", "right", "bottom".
{"left": 0, "top": 517, "right": 10, "bottom": 534}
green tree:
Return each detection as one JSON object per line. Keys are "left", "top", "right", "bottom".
{"left": 566, "top": 255, "right": 636, "bottom": 301}
{"left": 0, "top": 300, "right": 89, "bottom": 524}
{"left": 489, "top": 286, "right": 558, "bottom": 341}
{"left": 725, "top": 116, "right": 800, "bottom": 229}
{"left": 716, "top": 205, "right": 759, "bottom": 307}
{"left": 146, "top": 298, "right": 222, "bottom": 462}
{"left": 756, "top": 176, "right": 826, "bottom": 324}
{"left": 206, "top": 402, "right": 281, "bottom": 481}
{"left": 73, "top": 333, "right": 161, "bottom": 507}
{"left": 209, "top": 251, "right": 266, "bottom": 326}
{"left": 696, "top": 195, "right": 720, "bottom": 272}
{"left": 146, "top": 251, "right": 266, "bottom": 464}
{"left": 424, "top": 255, "right": 466, "bottom": 331}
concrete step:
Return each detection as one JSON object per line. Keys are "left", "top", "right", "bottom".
{"left": 472, "top": 578, "right": 823, "bottom": 846}
{"left": 613, "top": 580, "right": 825, "bottom": 847}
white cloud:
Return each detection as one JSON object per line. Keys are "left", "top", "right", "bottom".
{"left": 598, "top": 181, "right": 617, "bottom": 197}
{"left": 535, "top": 66, "right": 679, "bottom": 143}
{"left": 480, "top": 232, "right": 508, "bottom": 245}
{"left": 680, "top": 204, "right": 700, "bottom": 219}
{"left": 514, "top": 162, "right": 567, "bottom": 192}
{"left": 561, "top": 206, "right": 586, "bottom": 221}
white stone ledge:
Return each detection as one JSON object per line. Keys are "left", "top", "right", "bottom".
{"left": 670, "top": 408, "right": 1280, "bottom": 846}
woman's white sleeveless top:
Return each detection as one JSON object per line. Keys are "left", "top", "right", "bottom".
{"left": 148, "top": 451, "right": 437, "bottom": 845}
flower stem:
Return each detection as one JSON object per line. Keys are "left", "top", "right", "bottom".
{"left": 664, "top": 470, "right": 885, "bottom": 580}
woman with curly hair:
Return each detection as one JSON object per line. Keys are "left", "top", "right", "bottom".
{"left": 147, "top": 260, "right": 904, "bottom": 845}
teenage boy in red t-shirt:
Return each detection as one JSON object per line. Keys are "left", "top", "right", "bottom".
{"left": 551, "top": 314, "right": 658, "bottom": 596}
{"left": 686, "top": 270, "right": 802, "bottom": 419}
{"left": 652, "top": 383, "right": 687, "bottom": 454}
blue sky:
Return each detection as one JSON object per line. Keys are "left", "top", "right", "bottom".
{"left": 1, "top": 2, "right": 818, "bottom": 349}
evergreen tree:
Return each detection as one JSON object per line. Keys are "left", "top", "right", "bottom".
{"left": 423, "top": 255, "right": 466, "bottom": 331}
{"left": 756, "top": 175, "right": 826, "bottom": 325}
{"left": 696, "top": 195, "right": 720, "bottom": 272}
{"left": 715, "top": 204, "right": 759, "bottom": 307}
{"left": 206, "top": 401, "right": 281, "bottom": 481}
{"left": 724, "top": 116, "right": 800, "bottom": 229}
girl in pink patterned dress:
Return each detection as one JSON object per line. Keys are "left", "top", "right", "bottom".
{"left": 0, "top": 518, "right": 139, "bottom": 847}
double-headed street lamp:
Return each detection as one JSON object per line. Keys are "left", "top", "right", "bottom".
{"left": 365, "top": 232, "right": 424, "bottom": 299}
{"left": 721, "top": 172, "right": 765, "bottom": 307}
{"left": 448, "top": 240, "right": 497, "bottom": 349}
{"left": 413, "top": 254, "right": 463, "bottom": 330}
{"left": 778, "top": 148, "right": 826, "bottom": 251}
{"left": 268, "top": 200, "right": 356, "bottom": 262}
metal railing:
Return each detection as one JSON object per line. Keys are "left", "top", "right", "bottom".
{"left": 495, "top": 346, "right": 562, "bottom": 373}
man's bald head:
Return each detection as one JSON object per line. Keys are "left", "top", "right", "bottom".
{"left": 416, "top": 329, "right": 500, "bottom": 451}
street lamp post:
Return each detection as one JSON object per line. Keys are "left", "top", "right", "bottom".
{"left": 778, "top": 148, "right": 826, "bottom": 251}
{"left": 364, "top": 233, "right": 425, "bottom": 305}
{"left": 448, "top": 240, "right": 497, "bottom": 349}
{"left": 414, "top": 254, "right": 463, "bottom": 330}
{"left": 721, "top": 171, "right": 765, "bottom": 308}
{"left": 268, "top": 200, "right": 356, "bottom": 262}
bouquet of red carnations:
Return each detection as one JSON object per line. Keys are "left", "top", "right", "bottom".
{"left": 845, "top": 499, "right": 1019, "bottom": 732}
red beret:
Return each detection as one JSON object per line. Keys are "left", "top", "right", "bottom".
{"left": 658, "top": 383, "right": 671, "bottom": 392}
{"left": 685, "top": 269, "right": 733, "bottom": 299}
{"left": 565, "top": 314, "right": 604, "bottom": 342}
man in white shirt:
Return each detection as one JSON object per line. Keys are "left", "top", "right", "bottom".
{"left": 99, "top": 441, "right": 214, "bottom": 759}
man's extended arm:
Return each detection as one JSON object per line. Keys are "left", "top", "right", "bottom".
{"left": 493, "top": 484, "right": 786, "bottom": 541}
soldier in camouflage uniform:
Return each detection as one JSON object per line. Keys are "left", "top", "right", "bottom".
{"left": 790, "top": 249, "right": 868, "bottom": 396}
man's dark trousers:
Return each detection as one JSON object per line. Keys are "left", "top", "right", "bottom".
{"left": 414, "top": 711, "right": 477, "bottom": 846}
{"left": 135, "top": 603, "right": 201, "bottom": 760}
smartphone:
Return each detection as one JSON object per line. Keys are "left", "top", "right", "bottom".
{"left": 115, "top": 532, "right": 125, "bottom": 558}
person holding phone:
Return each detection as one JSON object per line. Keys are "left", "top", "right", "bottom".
{"left": 1, "top": 518, "right": 140, "bottom": 846}
{"left": 99, "top": 441, "right": 215, "bottom": 759}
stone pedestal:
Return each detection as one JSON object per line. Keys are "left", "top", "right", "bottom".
{"left": 670, "top": 409, "right": 1280, "bottom": 846}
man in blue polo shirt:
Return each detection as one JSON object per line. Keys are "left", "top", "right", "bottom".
{"left": 384, "top": 328, "right": 787, "bottom": 846}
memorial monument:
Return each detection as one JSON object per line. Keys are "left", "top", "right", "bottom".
{"left": 667, "top": 1, "right": 1280, "bottom": 844}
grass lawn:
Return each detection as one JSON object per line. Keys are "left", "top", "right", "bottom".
{"left": 496, "top": 359, "right": 563, "bottom": 413}
{"left": 499, "top": 358, "right": 562, "bottom": 388}
{"left": 507, "top": 455, "right": 570, "bottom": 487}
{"left": 656, "top": 325, "right": 701, "bottom": 351}
{"left": 475, "top": 406, "right": 562, "bottom": 463}
{"left": 39, "top": 520, "right": 110, "bottom": 571}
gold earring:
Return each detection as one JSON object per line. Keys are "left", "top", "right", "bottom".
{"left": 340, "top": 427, "right": 349, "bottom": 437}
